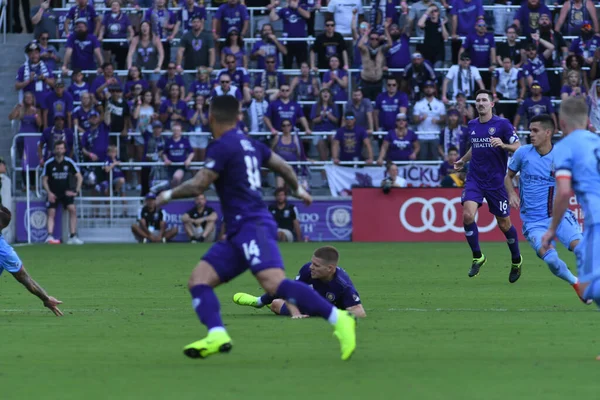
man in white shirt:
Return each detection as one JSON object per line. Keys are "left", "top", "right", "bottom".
{"left": 441, "top": 52, "right": 485, "bottom": 103}
{"left": 491, "top": 56, "right": 522, "bottom": 122}
{"left": 247, "top": 86, "right": 269, "bottom": 140}
{"left": 326, "top": 0, "right": 364, "bottom": 36}
{"left": 412, "top": 80, "right": 446, "bottom": 160}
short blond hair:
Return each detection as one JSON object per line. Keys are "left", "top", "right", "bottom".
{"left": 559, "top": 96, "right": 588, "bottom": 130}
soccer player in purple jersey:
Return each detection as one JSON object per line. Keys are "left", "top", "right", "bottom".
{"left": 454, "top": 89, "right": 523, "bottom": 281}
{"left": 156, "top": 95, "right": 357, "bottom": 361}
{"left": 233, "top": 246, "right": 366, "bottom": 319}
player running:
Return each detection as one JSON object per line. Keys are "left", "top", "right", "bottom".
{"left": 156, "top": 95, "right": 357, "bottom": 361}
{"left": 454, "top": 89, "right": 523, "bottom": 282}
{"left": 0, "top": 206, "right": 63, "bottom": 316}
{"left": 542, "top": 97, "right": 600, "bottom": 338}
{"left": 505, "top": 114, "right": 589, "bottom": 303}
{"left": 233, "top": 246, "right": 367, "bottom": 318}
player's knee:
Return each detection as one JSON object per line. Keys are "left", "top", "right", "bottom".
{"left": 256, "top": 269, "right": 286, "bottom": 295}
{"left": 187, "top": 261, "right": 220, "bottom": 289}
{"left": 181, "top": 214, "right": 191, "bottom": 224}
{"left": 270, "top": 299, "right": 284, "bottom": 314}
{"left": 462, "top": 210, "right": 476, "bottom": 225}
{"left": 569, "top": 239, "right": 580, "bottom": 252}
{"left": 497, "top": 218, "right": 512, "bottom": 232}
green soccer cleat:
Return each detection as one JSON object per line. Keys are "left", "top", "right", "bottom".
{"left": 232, "top": 292, "right": 262, "bottom": 308}
{"left": 183, "top": 330, "right": 233, "bottom": 359}
{"left": 468, "top": 255, "right": 487, "bottom": 278}
{"left": 333, "top": 311, "right": 357, "bottom": 361}
{"left": 509, "top": 255, "right": 523, "bottom": 283}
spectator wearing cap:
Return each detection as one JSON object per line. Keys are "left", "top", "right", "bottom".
{"left": 491, "top": 56, "right": 521, "bottom": 122}
{"left": 407, "top": 0, "right": 446, "bottom": 38}
{"left": 210, "top": 73, "right": 244, "bottom": 102}
{"left": 269, "top": 0, "right": 310, "bottom": 69}
{"left": 31, "top": 0, "right": 59, "bottom": 43}
{"left": 126, "top": 20, "right": 165, "bottom": 85}
{"left": 384, "top": 22, "right": 411, "bottom": 72}
{"left": 98, "top": 0, "right": 134, "bottom": 71}
{"left": 442, "top": 52, "right": 485, "bottom": 103}
{"left": 377, "top": 113, "right": 420, "bottom": 164}
{"left": 221, "top": 28, "right": 247, "bottom": 69}
{"left": 179, "top": 0, "right": 207, "bottom": 35}
{"left": 344, "top": 88, "right": 374, "bottom": 134}
{"left": 176, "top": 14, "right": 215, "bottom": 86}
{"left": 356, "top": 28, "right": 387, "bottom": 102}
{"left": 81, "top": 109, "right": 110, "bottom": 168}
{"left": 38, "top": 115, "right": 75, "bottom": 165}
{"left": 132, "top": 192, "right": 178, "bottom": 243}
{"left": 144, "top": 0, "right": 179, "bottom": 70}
{"left": 92, "top": 62, "right": 123, "bottom": 101}
{"left": 251, "top": 24, "right": 287, "bottom": 70}
{"left": 254, "top": 55, "right": 286, "bottom": 98}
{"left": 521, "top": 34, "right": 555, "bottom": 96}
{"left": 42, "top": 81, "right": 74, "bottom": 130}
{"left": 264, "top": 83, "right": 311, "bottom": 134}
{"left": 141, "top": 121, "right": 166, "bottom": 195}
{"left": 512, "top": 0, "right": 551, "bottom": 37}
{"left": 332, "top": 112, "right": 373, "bottom": 166}
{"left": 65, "top": 0, "right": 101, "bottom": 37}
{"left": 105, "top": 85, "right": 132, "bottom": 158}
{"left": 162, "top": 123, "right": 193, "bottom": 188}
{"left": 62, "top": 18, "right": 104, "bottom": 77}
{"left": 513, "top": 80, "right": 557, "bottom": 136}
{"left": 412, "top": 80, "right": 446, "bottom": 160}
{"left": 496, "top": 25, "right": 525, "bottom": 68}
{"left": 568, "top": 20, "right": 600, "bottom": 66}
{"left": 310, "top": 19, "right": 349, "bottom": 72}
{"left": 322, "top": 56, "right": 349, "bottom": 103}
{"left": 555, "top": 0, "right": 599, "bottom": 37}
{"left": 213, "top": 0, "right": 250, "bottom": 44}
{"left": 417, "top": 4, "right": 449, "bottom": 69}
{"left": 15, "top": 42, "right": 55, "bottom": 107}
{"left": 159, "top": 84, "right": 188, "bottom": 130}
{"left": 438, "top": 109, "right": 468, "bottom": 159}
{"left": 375, "top": 77, "right": 409, "bottom": 134}
{"left": 458, "top": 18, "right": 496, "bottom": 88}
{"left": 402, "top": 52, "right": 436, "bottom": 102}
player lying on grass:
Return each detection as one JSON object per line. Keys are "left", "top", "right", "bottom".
{"left": 505, "top": 114, "right": 590, "bottom": 304}
{"left": 233, "top": 246, "right": 366, "bottom": 318}
{"left": 0, "top": 206, "right": 63, "bottom": 316}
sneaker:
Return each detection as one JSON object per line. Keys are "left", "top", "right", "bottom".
{"left": 66, "top": 236, "right": 84, "bottom": 245}
{"left": 572, "top": 281, "right": 593, "bottom": 305}
{"left": 508, "top": 256, "right": 523, "bottom": 283}
{"left": 333, "top": 311, "right": 357, "bottom": 361}
{"left": 45, "top": 235, "right": 60, "bottom": 245}
{"left": 468, "top": 255, "right": 487, "bottom": 278}
{"left": 232, "top": 293, "right": 261, "bottom": 308}
{"left": 183, "top": 330, "right": 233, "bottom": 359}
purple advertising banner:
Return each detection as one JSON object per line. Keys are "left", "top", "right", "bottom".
{"left": 16, "top": 201, "right": 62, "bottom": 243}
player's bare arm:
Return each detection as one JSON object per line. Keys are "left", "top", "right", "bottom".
{"left": 158, "top": 169, "right": 219, "bottom": 205}
{"left": 542, "top": 175, "right": 572, "bottom": 249}
{"left": 504, "top": 169, "right": 520, "bottom": 209}
{"left": 266, "top": 153, "right": 312, "bottom": 205}
{"left": 11, "top": 267, "right": 63, "bottom": 316}
{"left": 346, "top": 304, "right": 367, "bottom": 318}
{"left": 490, "top": 137, "right": 520, "bottom": 152}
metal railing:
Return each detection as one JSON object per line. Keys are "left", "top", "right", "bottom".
{"left": 0, "top": 0, "right": 6, "bottom": 44}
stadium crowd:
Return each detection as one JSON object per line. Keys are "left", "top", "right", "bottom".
{"left": 9, "top": 0, "right": 600, "bottom": 198}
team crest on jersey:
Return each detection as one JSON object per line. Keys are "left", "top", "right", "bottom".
{"left": 488, "top": 127, "right": 496, "bottom": 135}
{"left": 63, "top": 165, "right": 68, "bottom": 171}
{"left": 283, "top": 210, "right": 290, "bottom": 217}
{"left": 326, "top": 292, "right": 336, "bottom": 302}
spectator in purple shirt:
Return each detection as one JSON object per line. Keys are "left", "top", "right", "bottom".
{"left": 513, "top": 80, "right": 558, "bottom": 134}
{"left": 269, "top": 0, "right": 310, "bottom": 69}
{"left": 179, "top": 0, "right": 207, "bottom": 34}
{"left": 220, "top": 28, "right": 247, "bottom": 69}
{"left": 561, "top": 70, "right": 588, "bottom": 100}
{"left": 450, "top": 0, "right": 483, "bottom": 37}
{"left": 254, "top": 55, "right": 286, "bottom": 98}
{"left": 62, "top": 19, "right": 104, "bottom": 76}
{"left": 15, "top": 42, "right": 55, "bottom": 107}
{"left": 512, "top": 0, "right": 551, "bottom": 37}
{"left": 91, "top": 62, "right": 123, "bottom": 101}
{"left": 37, "top": 32, "right": 59, "bottom": 73}
{"left": 213, "top": 0, "right": 249, "bottom": 42}
{"left": 157, "top": 62, "right": 186, "bottom": 100}
{"left": 322, "top": 56, "right": 348, "bottom": 103}
{"left": 376, "top": 113, "right": 420, "bottom": 163}
{"left": 38, "top": 115, "right": 75, "bottom": 164}
{"left": 332, "top": 112, "right": 373, "bottom": 165}
{"left": 264, "top": 83, "right": 311, "bottom": 134}
{"left": 73, "top": 92, "right": 96, "bottom": 132}
{"left": 81, "top": 110, "right": 110, "bottom": 164}
{"left": 459, "top": 18, "right": 496, "bottom": 87}
{"left": 67, "top": 69, "right": 90, "bottom": 102}
{"left": 568, "top": 21, "right": 600, "bottom": 66}
{"left": 375, "top": 77, "right": 409, "bottom": 133}
{"left": 159, "top": 84, "right": 188, "bottom": 129}
{"left": 251, "top": 24, "right": 287, "bottom": 70}
{"left": 311, "top": 88, "right": 339, "bottom": 133}
{"left": 186, "top": 67, "right": 212, "bottom": 102}
{"left": 521, "top": 35, "right": 555, "bottom": 96}
{"left": 124, "top": 66, "right": 150, "bottom": 100}
{"left": 65, "top": 0, "right": 101, "bottom": 37}
{"left": 42, "top": 81, "right": 74, "bottom": 129}
{"left": 162, "top": 123, "right": 193, "bottom": 187}
{"left": 144, "top": 0, "right": 179, "bottom": 69}
{"left": 98, "top": 0, "right": 134, "bottom": 70}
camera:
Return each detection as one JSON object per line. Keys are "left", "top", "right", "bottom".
{"left": 382, "top": 178, "right": 392, "bottom": 194}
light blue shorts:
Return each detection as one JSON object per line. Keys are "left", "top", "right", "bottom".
{"left": 575, "top": 223, "right": 600, "bottom": 284}
{"left": 0, "top": 236, "right": 22, "bottom": 276}
{"left": 523, "top": 210, "right": 582, "bottom": 255}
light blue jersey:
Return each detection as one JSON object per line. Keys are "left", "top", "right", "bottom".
{"left": 0, "top": 234, "right": 22, "bottom": 276}
{"left": 554, "top": 129, "right": 600, "bottom": 284}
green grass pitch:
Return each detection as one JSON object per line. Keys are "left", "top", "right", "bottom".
{"left": 0, "top": 242, "right": 598, "bottom": 400}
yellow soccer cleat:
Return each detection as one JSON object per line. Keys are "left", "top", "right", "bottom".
{"left": 333, "top": 311, "right": 357, "bottom": 361}
{"left": 183, "top": 330, "right": 233, "bottom": 359}
{"left": 233, "top": 292, "right": 261, "bottom": 308}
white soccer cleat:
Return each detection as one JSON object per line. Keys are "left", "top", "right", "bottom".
{"left": 46, "top": 235, "right": 61, "bottom": 245}
{"left": 66, "top": 236, "right": 84, "bottom": 245}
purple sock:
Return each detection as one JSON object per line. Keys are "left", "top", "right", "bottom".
{"left": 260, "top": 293, "right": 275, "bottom": 306}
{"left": 189, "top": 284, "right": 224, "bottom": 330}
{"left": 464, "top": 222, "right": 481, "bottom": 257}
{"left": 275, "top": 279, "right": 334, "bottom": 319}
{"left": 504, "top": 225, "right": 521, "bottom": 262}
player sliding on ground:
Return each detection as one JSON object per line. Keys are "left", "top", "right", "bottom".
{"left": 156, "top": 95, "right": 357, "bottom": 361}
{"left": 454, "top": 89, "right": 523, "bottom": 282}
{"left": 505, "top": 114, "right": 590, "bottom": 303}
{"left": 540, "top": 97, "right": 600, "bottom": 359}
{"left": 0, "top": 206, "right": 63, "bottom": 316}
{"left": 233, "top": 246, "right": 367, "bottom": 318}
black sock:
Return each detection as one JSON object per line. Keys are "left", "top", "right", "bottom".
{"left": 70, "top": 233, "right": 76, "bottom": 238}
{"left": 473, "top": 251, "right": 482, "bottom": 259}
{"left": 512, "top": 257, "right": 522, "bottom": 264}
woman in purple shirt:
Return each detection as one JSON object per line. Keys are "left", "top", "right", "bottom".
{"left": 310, "top": 89, "right": 339, "bottom": 133}
{"left": 73, "top": 92, "right": 95, "bottom": 132}
{"left": 186, "top": 67, "right": 212, "bottom": 102}
{"left": 98, "top": 0, "right": 134, "bottom": 70}
{"left": 162, "top": 123, "right": 193, "bottom": 187}
{"left": 159, "top": 84, "right": 188, "bottom": 129}
{"left": 9, "top": 92, "right": 42, "bottom": 187}
{"left": 124, "top": 66, "right": 150, "bottom": 100}
{"left": 322, "top": 56, "right": 348, "bottom": 102}
{"left": 377, "top": 113, "right": 420, "bottom": 163}
{"left": 561, "top": 69, "right": 588, "bottom": 100}
{"left": 220, "top": 28, "right": 247, "bottom": 69}
{"left": 271, "top": 118, "right": 307, "bottom": 187}
{"left": 37, "top": 32, "right": 59, "bottom": 73}
{"left": 157, "top": 62, "right": 186, "bottom": 101}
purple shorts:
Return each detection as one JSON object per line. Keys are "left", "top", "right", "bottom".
{"left": 461, "top": 179, "right": 510, "bottom": 217}
{"left": 202, "top": 218, "right": 284, "bottom": 283}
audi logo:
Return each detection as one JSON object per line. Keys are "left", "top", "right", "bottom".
{"left": 399, "top": 197, "right": 498, "bottom": 234}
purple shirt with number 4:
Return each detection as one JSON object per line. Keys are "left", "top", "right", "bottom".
{"left": 334, "top": 126, "right": 368, "bottom": 161}
{"left": 66, "top": 33, "right": 101, "bottom": 70}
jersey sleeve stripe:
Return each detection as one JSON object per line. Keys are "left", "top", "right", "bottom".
{"left": 547, "top": 186, "right": 554, "bottom": 217}
{"left": 65, "top": 157, "right": 81, "bottom": 173}
{"left": 41, "top": 157, "right": 54, "bottom": 176}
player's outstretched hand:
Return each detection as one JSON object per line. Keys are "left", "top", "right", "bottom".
{"left": 44, "top": 296, "right": 63, "bottom": 317}
{"left": 541, "top": 229, "right": 555, "bottom": 252}
{"left": 453, "top": 159, "right": 465, "bottom": 171}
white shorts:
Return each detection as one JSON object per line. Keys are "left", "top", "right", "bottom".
{"left": 189, "top": 134, "right": 209, "bottom": 150}
{"left": 277, "top": 228, "right": 294, "bottom": 242}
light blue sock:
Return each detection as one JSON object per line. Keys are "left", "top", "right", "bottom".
{"left": 542, "top": 249, "right": 577, "bottom": 285}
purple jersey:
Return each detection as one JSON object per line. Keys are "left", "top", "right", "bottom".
{"left": 43, "top": 91, "right": 74, "bottom": 123}
{"left": 124, "top": 79, "right": 150, "bottom": 97}
{"left": 310, "top": 103, "right": 338, "bottom": 132}
{"left": 375, "top": 92, "right": 409, "bottom": 131}
{"left": 73, "top": 106, "right": 94, "bottom": 131}
{"left": 334, "top": 126, "right": 368, "bottom": 161}
{"left": 296, "top": 262, "right": 361, "bottom": 309}
{"left": 462, "top": 32, "right": 495, "bottom": 68}
{"left": 222, "top": 47, "right": 245, "bottom": 68}
{"left": 90, "top": 75, "right": 123, "bottom": 99}
{"left": 517, "top": 96, "right": 555, "bottom": 120}
{"left": 164, "top": 136, "right": 192, "bottom": 162}
{"left": 157, "top": 74, "right": 186, "bottom": 98}
{"left": 159, "top": 99, "right": 188, "bottom": 129}
{"left": 273, "top": 135, "right": 302, "bottom": 164}
{"left": 68, "top": 81, "right": 90, "bottom": 102}
{"left": 15, "top": 61, "right": 54, "bottom": 105}
{"left": 188, "top": 80, "right": 211, "bottom": 98}
{"left": 560, "top": 85, "right": 587, "bottom": 98}
{"left": 251, "top": 40, "right": 281, "bottom": 70}
{"left": 384, "top": 129, "right": 418, "bottom": 161}
{"left": 522, "top": 54, "right": 550, "bottom": 93}
{"left": 385, "top": 34, "right": 411, "bottom": 69}
{"left": 104, "top": 157, "right": 125, "bottom": 179}
{"left": 65, "top": 33, "right": 101, "bottom": 70}
{"left": 82, "top": 123, "right": 110, "bottom": 161}
{"left": 323, "top": 69, "right": 348, "bottom": 102}
{"left": 205, "top": 129, "right": 273, "bottom": 233}
{"left": 267, "top": 99, "right": 304, "bottom": 130}
{"left": 513, "top": 3, "right": 551, "bottom": 36}
{"left": 144, "top": 8, "right": 177, "bottom": 39}
{"left": 39, "top": 46, "right": 59, "bottom": 72}
{"left": 278, "top": 6, "right": 308, "bottom": 38}
{"left": 218, "top": 68, "right": 249, "bottom": 89}
{"left": 439, "top": 125, "right": 469, "bottom": 156}
{"left": 40, "top": 127, "right": 74, "bottom": 159}
{"left": 450, "top": 0, "right": 484, "bottom": 36}
{"left": 466, "top": 115, "right": 519, "bottom": 189}
{"left": 569, "top": 35, "right": 600, "bottom": 58}
{"left": 67, "top": 5, "right": 97, "bottom": 33}
{"left": 102, "top": 12, "right": 130, "bottom": 39}
{"left": 215, "top": 3, "right": 249, "bottom": 38}
{"left": 253, "top": 71, "right": 285, "bottom": 91}
{"left": 178, "top": 5, "right": 207, "bottom": 33}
